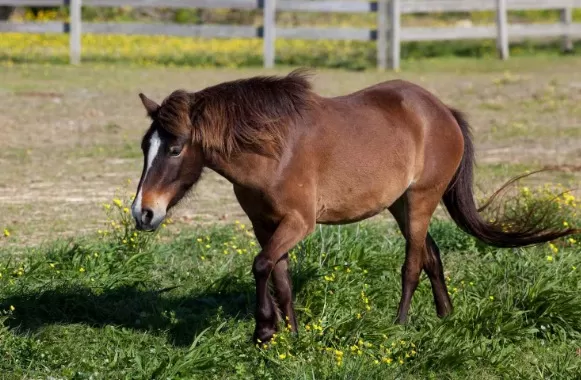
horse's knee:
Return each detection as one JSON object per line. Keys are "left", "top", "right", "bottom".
{"left": 253, "top": 255, "right": 273, "bottom": 278}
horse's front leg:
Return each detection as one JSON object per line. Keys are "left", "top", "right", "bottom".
{"left": 272, "top": 255, "right": 298, "bottom": 332}
{"left": 252, "top": 211, "right": 313, "bottom": 344}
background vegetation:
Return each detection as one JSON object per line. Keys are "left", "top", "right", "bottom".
{"left": 1, "top": 6, "right": 580, "bottom": 69}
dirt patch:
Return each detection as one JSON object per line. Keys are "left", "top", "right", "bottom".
{"left": 1, "top": 58, "right": 580, "bottom": 247}
{"left": 13, "top": 91, "right": 63, "bottom": 98}
{"left": 543, "top": 164, "right": 581, "bottom": 173}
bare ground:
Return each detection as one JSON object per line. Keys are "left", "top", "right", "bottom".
{"left": 1, "top": 57, "right": 580, "bottom": 246}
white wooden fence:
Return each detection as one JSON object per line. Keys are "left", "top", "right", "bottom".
{"left": 0, "top": 0, "right": 580, "bottom": 70}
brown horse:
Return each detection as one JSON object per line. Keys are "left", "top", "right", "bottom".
{"left": 131, "top": 69, "right": 578, "bottom": 344}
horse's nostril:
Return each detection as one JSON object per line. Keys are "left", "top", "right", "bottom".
{"left": 141, "top": 208, "right": 154, "bottom": 225}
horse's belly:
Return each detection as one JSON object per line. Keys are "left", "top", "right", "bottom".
{"left": 315, "top": 180, "right": 408, "bottom": 224}
{"left": 316, "top": 206, "right": 385, "bottom": 224}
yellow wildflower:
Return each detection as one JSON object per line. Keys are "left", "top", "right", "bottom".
{"left": 3, "top": 229, "right": 9, "bottom": 237}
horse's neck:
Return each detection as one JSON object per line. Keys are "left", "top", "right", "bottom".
{"left": 205, "top": 150, "right": 277, "bottom": 189}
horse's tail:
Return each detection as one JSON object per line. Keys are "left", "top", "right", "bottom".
{"left": 441, "top": 107, "right": 579, "bottom": 248}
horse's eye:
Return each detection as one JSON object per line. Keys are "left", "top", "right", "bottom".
{"left": 169, "top": 146, "right": 183, "bottom": 157}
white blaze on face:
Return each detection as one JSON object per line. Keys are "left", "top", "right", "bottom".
{"left": 132, "top": 131, "right": 161, "bottom": 220}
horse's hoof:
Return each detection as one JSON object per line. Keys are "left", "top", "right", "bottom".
{"left": 394, "top": 314, "right": 408, "bottom": 324}
{"left": 253, "top": 326, "right": 277, "bottom": 346}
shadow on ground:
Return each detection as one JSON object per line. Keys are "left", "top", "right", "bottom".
{"left": 0, "top": 267, "right": 317, "bottom": 347}
{"left": 1, "top": 285, "right": 253, "bottom": 346}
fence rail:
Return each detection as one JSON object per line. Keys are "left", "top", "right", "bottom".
{"left": 0, "top": 0, "right": 580, "bottom": 69}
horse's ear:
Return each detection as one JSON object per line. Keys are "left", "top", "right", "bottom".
{"left": 139, "top": 93, "right": 160, "bottom": 117}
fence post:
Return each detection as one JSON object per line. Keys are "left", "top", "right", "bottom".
{"left": 495, "top": 0, "right": 508, "bottom": 60}
{"left": 377, "top": 0, "right": 388, "bottom": 71}
{"left": 263, "top": 0, "right": 276, "bottom": 69}
{"left": 561, "top": 7, "right": 573, "bottom": 52}
{"left": 388, "top": 0, "right": 401, "bottom": 70}
{"left": 69, "top": 0, "right": 81, "bottom": 65}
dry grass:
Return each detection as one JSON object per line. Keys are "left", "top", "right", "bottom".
{"left": 1, "top": 56, "right": 580, "bottom": 246}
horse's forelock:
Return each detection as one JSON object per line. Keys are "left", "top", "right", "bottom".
{"left": 156, "top": 89, "right": 192, "bottom": 139}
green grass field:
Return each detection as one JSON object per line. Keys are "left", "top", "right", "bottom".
{"left": 1, "top": 198, "right": 580, "bottom": 379}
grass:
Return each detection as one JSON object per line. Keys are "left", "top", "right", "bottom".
{"left": 1, "top": 193, "right": 581, "bottom": 379}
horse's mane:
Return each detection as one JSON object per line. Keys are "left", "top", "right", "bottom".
{"left": 155, "top": 68, "right": 316, "bottom": 158}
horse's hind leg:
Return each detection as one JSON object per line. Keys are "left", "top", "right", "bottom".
{"left": 388, "top": 188, "right": 452, "bottom": 323}
{"left": 424, "top": 233, "right": 452, "bottom": 317}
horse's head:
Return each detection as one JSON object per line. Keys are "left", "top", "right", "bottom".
{"left": 131, "top": 91, "right": 204, "bottom": 231}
